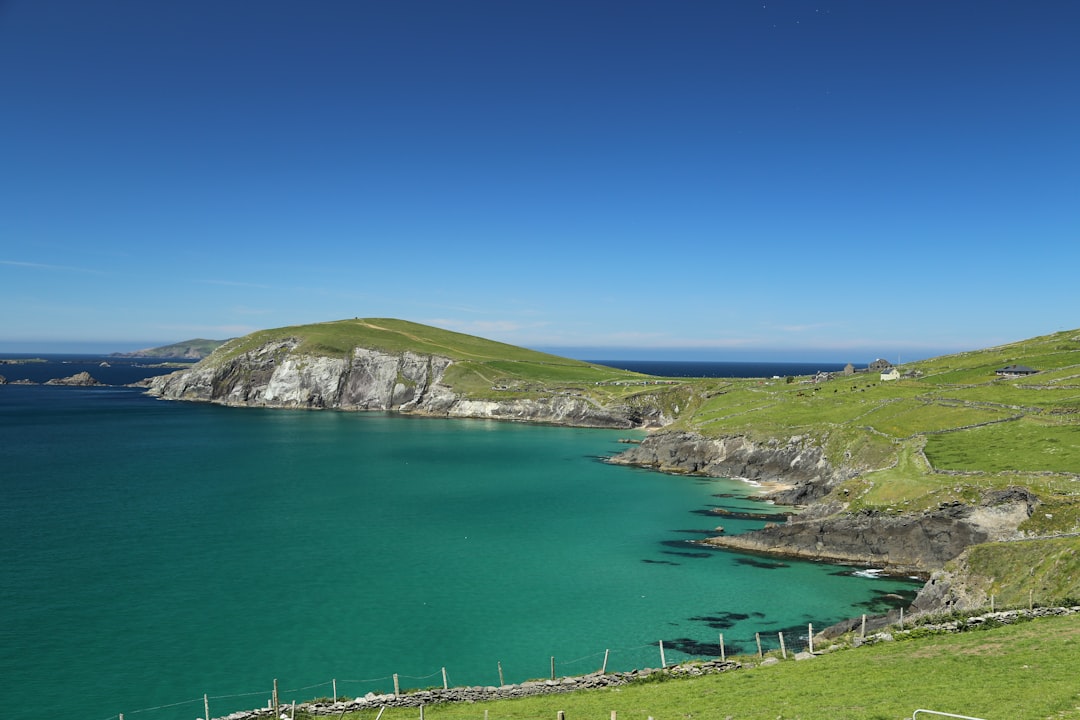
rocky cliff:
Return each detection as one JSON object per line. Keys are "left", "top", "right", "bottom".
{"left": 611, "top": 430, "right": 1038, "bottom": 576}
{"left": 146, "top": 339, "right": 652, "bottom": 428}
{"left": 704, "top": 488, "right": 1037, "bottom": 574}
{"left": 608, "top": 430, "right": 849, "bottom": 504}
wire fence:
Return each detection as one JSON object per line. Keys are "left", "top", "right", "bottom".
{"left": 99, "top": 595, "right": 1080, "bottom": 720}
{"left": 99, "top": 638, "right": 734, "bottom": 720}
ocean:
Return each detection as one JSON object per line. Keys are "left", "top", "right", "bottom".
{"left": 0, "top": 356, "right": 917, "bottom": 720}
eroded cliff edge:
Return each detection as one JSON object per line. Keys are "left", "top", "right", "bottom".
{"left": 609, "top": 430, "right": 1038, "bottom": 577}
{"left": 146, "top": 338, "right": 661, "bottom": 429}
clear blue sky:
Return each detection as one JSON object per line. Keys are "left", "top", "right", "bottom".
{"left": 2, "top": 1, "right": 1077, "bottom": 360}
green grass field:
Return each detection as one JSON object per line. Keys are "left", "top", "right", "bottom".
{"left": 303, "top": 612, "right": 1080, "bottom": 720}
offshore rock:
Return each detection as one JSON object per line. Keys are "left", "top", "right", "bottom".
{"left": 45, "top": 371, "right": 103, "bottom": 386}
{"left": 146, "top": 339, "right": 648, "bottom": 428}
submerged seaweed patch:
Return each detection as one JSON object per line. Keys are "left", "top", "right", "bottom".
{"left": 662, "top": 550, "right": 714, "bottom": 559}
{"left": 688, "top": 611, "right": 751, "bottom": 629}
{"left": 734, "top": 556, "right": 790, "bottom": 570}
{"left": 662, "top": 636, "right": 743, "bottom": 657}
{"left": 855, "top": 588, "right": 919, "bottom": 613}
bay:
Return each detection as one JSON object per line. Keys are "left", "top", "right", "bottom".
{"left": 0, "top": 365, "right": 918, "bottom": 720}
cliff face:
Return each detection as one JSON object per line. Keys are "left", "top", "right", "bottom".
{"left": 146, "top": 339, "right": 650, "bottom": 428}
{"left": 609, "top": 430, "right": 847, "bottom": 504}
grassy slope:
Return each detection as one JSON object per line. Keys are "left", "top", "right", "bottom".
{"left": 318, "top": 613, "right": 1080, "bottom": 720}
{"left": 667, "top": 328, "right": 1080, "bottom": 523}
{"left": 120, "top": 338, "right": 228, "bottom": 358}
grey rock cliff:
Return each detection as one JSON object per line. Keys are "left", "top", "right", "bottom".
{"left": 704, "top": 488, "right": 1036, "bottom": 574}
{"left": 612, "top": 430, "right": 1038, "bottom": 575}
{"left": 146, "top": 339, "right": 650, "bottom": 428}
{"left": 609, "top": 430, "right": 847, "bottom": 503}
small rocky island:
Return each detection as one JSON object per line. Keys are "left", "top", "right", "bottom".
{"left": 45, "top": 371, "right": 103, "bottom": 386}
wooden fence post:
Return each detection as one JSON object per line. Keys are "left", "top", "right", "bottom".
{"left": 498, "top": 661, "right": 505, "bottom": 687}
{"left": 393, "top": 673, "right": 400, "bottom": 697}
{"left": 778, "top": 632, "right": 787, "bottom": 659}
{"left": 442, "top": 667, "right": 448, "bottom": 690}
{"left": 557, "top": 711, "right": 565, "bottom": 720}
{"left": 860, "top": 614, "right": 867, "bottom": 639}
{"left": 601, "top": 648, "right": 609, "bottom": 674}
{"left": 204, "top": 694, "right": 210, "bottom": 720}
{"left": 719, "top": 633, "right": 725, "bottom": 662}
{"left": 808, "top": 623, "right": 814, "bottom": 653}
{"left": 755, "top": 632, "right": 762, "bottom": 658}
{"left": 551, "top": 655, "right": 556, "bottom": 681}
{"left": 272, "top": 681, "right": 279, "bottom": 720}
{"left": 333, "top": 679, "right": 337, "bottom": 703}
{"left": 419, "top": 704, "right": 424, "bottom": 720}
{"left": 659, "top": 640, "right": 666, "bottom": 668}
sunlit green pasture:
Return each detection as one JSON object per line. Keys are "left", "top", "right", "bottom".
{"left": 924, "top": 418, "right": 1080, "bottom": 474}
{"left": 318, "top": 613, "right": 1080, "bottom": 720}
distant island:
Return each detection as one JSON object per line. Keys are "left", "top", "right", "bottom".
{"left": 111, "top": 338, "right": 228, "bottom": 360}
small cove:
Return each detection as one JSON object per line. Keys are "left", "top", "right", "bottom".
{"left": 0, "top": 375, "right": 919, "bottom": 720}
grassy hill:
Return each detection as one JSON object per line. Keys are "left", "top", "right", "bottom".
{"left": 115, "top": 338, "right": 228, "bottom": 359}
{"left": 204, "top": 318, "right": 700, "bottom": 410}
{"left": 664, "top": 328, "right": 1080, "bottom": 528}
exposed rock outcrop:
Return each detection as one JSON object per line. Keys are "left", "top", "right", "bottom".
{"left": 609, "top": 430, "right": 847, "bottom": 504}
{"left": 612, "top": 430, "right": 1039, "bottom": 575}
{"left": 703, "top": 488, "right": 1037, "bottom": 574}
{"left": 147, "top": 339, "right": 651, "bottom": 428}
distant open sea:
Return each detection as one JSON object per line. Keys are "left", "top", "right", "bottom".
{"left": 1, "top": 356, "right": 915, "bottom": 720}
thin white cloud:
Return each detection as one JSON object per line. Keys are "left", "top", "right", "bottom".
{"left": 0, "top": 259, "right": 105, "bottom": 274}
{"left": 426, "top": 318, "right": 550, "bottom": 335}
{"left": 196, "top": 279, "right": 275, "bottom": 290}
{"left": 154, "top": 323, "right": 257, "bottom": 338}
{"left": 772, "top": 322, "right": 838, "bottom": 333}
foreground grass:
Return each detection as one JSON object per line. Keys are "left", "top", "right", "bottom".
{"left": 321, "top": 614, "right": 1080, "bottom": 720}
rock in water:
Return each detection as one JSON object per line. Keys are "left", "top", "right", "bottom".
{"left": 45, "top": 372, "right": 103, "bottom": 386}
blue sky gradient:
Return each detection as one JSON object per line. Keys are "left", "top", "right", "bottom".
{"left": 2, "top": 1, "right": 1077, "bottom": 360}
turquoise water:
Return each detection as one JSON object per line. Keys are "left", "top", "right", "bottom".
{"left": 0, "top": 385, "right": 918, "bottom": 720}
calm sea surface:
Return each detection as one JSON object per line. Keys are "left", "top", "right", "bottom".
{"left": 0, "top": 357, "right": 918, "bottom": 720}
